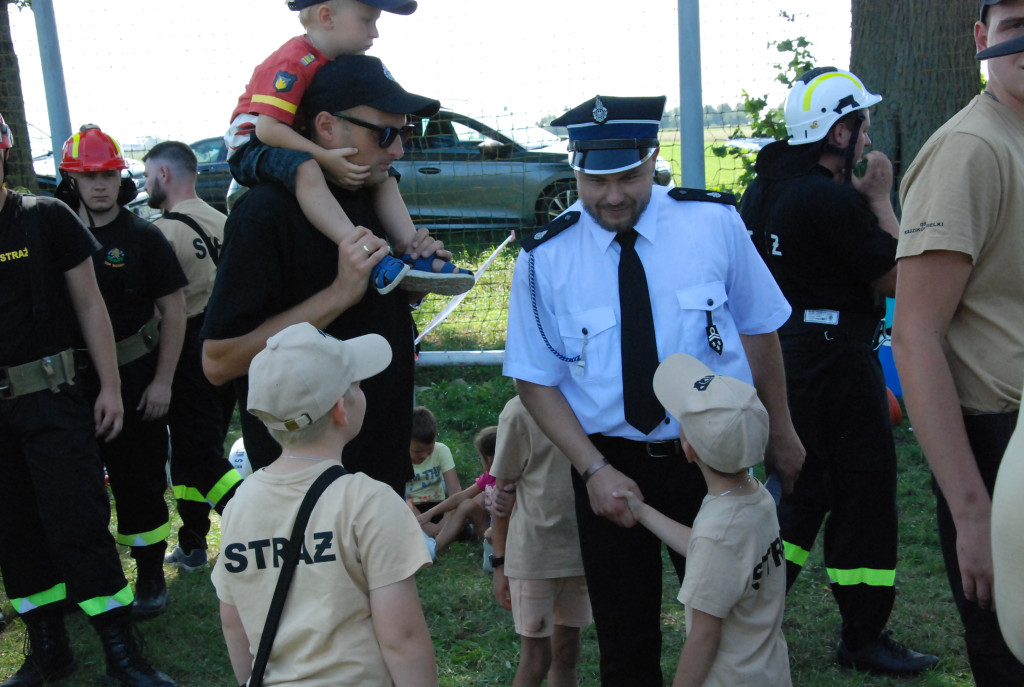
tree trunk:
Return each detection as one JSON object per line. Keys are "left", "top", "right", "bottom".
{"left": 1, "top": 0, "right": 39, "bottom": 193}
{"left": 850, "top": 0, "right": 978, "bottom": 189}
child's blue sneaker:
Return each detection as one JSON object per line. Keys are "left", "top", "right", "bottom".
{"left": 371, "top": 255, "right": 411, "bottom": 295}
{"left": 399, "top": 254, "right": 475, "bottom": 296}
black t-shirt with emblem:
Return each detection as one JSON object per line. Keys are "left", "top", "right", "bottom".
{"left": 201, "top": 183, "right": 416, "bottom": 494}
{"left": 0, "top": 191, "right": 101, "bottom": 366}
{"left": 87, "top": 208, "right": 187, "bottom": 340}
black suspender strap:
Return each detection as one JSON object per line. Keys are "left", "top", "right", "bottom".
{"left": 247, "top": 464, "right": 348, "bottom": 687}
{"left": 163, "top": 211, "right": 221, "bottom": 265}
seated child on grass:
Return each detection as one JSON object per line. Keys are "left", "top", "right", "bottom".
{"left": 226, "top": 0, "right": 473, "bottom": 296}
{"left": 416, "top": 426, "right": 496, "bottom": 555}
{"left": 616, "top": 353, "right": 791, "bottom": 687}
{"left": 405, "top": 406, "right": 462, "bottom": 538}
{"left": 490, "top": 396, "right": 592, "bottom": 687}
{"left": 212, "top": 323, "right": 437, "bottom": 686}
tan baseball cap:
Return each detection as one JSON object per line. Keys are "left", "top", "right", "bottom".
{"left": 653, "top": 353, "right": 768, "bottom": 473}
{"left": 247, "top": 323, "right": 392, "bottom": 432}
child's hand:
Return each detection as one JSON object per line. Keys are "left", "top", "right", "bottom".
{"left": 416, "top": 511, "right": 431, "bottom": 526}
{"left": 488, "top": 482, "right": 517, "bottom": 518}
{"left": 318, "top": 147, "right": 371, "bottom": 190}
{"left": 613, "top": 488, "right": 644, "bottom": 518}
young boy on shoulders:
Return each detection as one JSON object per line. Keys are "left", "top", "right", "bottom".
{"left": 490, "top": 395, "right": 591, "bottom": 687}
{"left": 616, "top": 353, "right": 791, "bottom": 687}
{"left": 212, "top": 322, "right": 436, "bottom": 686}
{"left": 226, "top": 0, "right": 473, "bottom": 296}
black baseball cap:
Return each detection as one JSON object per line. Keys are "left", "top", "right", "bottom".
{"left": 304, "top": 56, "right": 440, "bottom": 118}
{"left": 288, "top": 0, "right": 417, "bottom": 14}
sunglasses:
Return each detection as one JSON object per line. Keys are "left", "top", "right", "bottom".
{"left": 333, "top": 113, "right": 415, "bottom": 148}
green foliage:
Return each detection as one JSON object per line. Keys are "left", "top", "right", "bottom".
{"left": 710, "top": 36, "right": 816, "bottom": 196}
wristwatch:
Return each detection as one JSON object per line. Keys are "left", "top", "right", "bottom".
{"left": 489, "top": 554, "right": 505, "bottom": 568}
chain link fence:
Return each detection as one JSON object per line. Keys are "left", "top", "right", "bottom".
{"left": 9, "top": 1, "right": 968, "bottom": 354}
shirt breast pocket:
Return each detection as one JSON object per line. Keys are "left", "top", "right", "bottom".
{"left": 556, "top": 306, "right": 616, "bottom": 378}
{"left": 675, "top": 282, "right": 730, "bottom": 353}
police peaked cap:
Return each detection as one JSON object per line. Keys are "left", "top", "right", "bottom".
{"left": 550, "top": 95, "right": 665, "bottom": 174}
{"left": 287, "top": 0, "right": 417, "bottom": 14}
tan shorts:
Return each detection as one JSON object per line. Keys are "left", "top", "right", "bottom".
{"left": 509, "top": 575, "right": 592, "bottom": 638}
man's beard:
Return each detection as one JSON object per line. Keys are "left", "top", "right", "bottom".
{"left": 581, "top": 193, "right": 651, "bottom": 234}
{"left": 147, "top": 178, "right": 166, "bottom": 209}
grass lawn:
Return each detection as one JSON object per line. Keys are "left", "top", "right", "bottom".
{"left": 0, "top": 365, "right": 977, "bottom": 685}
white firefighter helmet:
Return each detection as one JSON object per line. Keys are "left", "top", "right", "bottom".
{"left": 784, "top": 67, "right": 882, "bottom": 145}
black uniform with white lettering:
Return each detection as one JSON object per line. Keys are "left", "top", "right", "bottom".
{"left": 739, "top": 139, "right": 899, "bottom": 650}
{"left": 0, "top": 191, "right": 132, "bottom": 617}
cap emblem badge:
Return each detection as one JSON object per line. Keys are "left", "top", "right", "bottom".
{"left": 592, "top": 97, "right": 608, "bottom": 124}
{"left": 382, "top": 64, "right": 397, "bottom": 83}
{"left": 693, "top": 375, "right": 714, "bottom": 391}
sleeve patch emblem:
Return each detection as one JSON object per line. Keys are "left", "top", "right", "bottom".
{"left": 273, "top": 71, "right": 298, "bottom": 93}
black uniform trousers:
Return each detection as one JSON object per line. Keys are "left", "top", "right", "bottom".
{"left": 777, "top": 331, "right": 898, "bottom": 649}
{"left": 166, "top": 313, "right": 239, "bottom": 552}
{"left": 938, "top": 411, "right": 1024, "bottom": 686}
{"left": 0, "top": 383, "right": 129, "bottom": 612}
{"left": 572, "top": 434, "right": 706, "bottom": 687}
{"left": 80, "top": 352, "right": 170, "bottom": 549}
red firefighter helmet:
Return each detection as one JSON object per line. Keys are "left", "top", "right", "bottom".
{"left": 59, "top": 124, "right": 127, "bottom": 173}
{"left": 0, "top": 113, "right": 12, "bottom": 151}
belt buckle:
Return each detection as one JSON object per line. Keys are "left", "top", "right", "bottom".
{"left": 0, "top": 366, "right": 12, "bottom": 400}
{"left": 645, "top": 439, "right": 679, "bottom": 458}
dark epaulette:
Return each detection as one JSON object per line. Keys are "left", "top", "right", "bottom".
{"left": 668, "top": 187, "right": 737, "bottom": 206}
{"left": 520, "top": 211, "right": 581, "bottom": 252}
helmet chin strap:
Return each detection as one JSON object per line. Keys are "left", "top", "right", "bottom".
{"left": 822, "top": 112, "right": 864, "bottom": 184}
{"left": 63, "top": 175, "right": 98, "bottom": 228}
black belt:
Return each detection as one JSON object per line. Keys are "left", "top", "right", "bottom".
{"left": 590, "top": 434, "right": 684, "bottom": 458}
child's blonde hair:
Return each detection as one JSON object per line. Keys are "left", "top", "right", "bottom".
{"left": 297, "top": 0, "right": 347, "bottom": 28}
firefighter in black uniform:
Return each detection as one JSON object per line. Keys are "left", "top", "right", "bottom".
{"left": 0, "top": 113, "right": 175, "bottom": 685}
{"left": 142, "top": 141, "right": 241, "bottom": 571}
{"left": 739, "top": 67, "right": 937, "bottom": 676}
{"left": 56, "top": 125, "right": 187, "bottom": 621}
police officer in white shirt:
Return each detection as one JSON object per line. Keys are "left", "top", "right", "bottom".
{"left": 503, "top": 95, "right": 804, "bottom": 686}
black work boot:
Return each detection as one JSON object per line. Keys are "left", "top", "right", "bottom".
{"left": 837, "top": 630, "right": 940, "bottom": 675}
{"left": 130, "top": 544, "right": 168, "bottom": 621}
{"left": 91, "top": 609, "right": 175, "bottom": 687}
{"left": 2, "top": 608, "right": 77, "bottom": 686}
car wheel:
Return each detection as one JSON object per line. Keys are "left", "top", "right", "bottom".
{"left": 535, "top": 181, "right": 578, "bottom": 226}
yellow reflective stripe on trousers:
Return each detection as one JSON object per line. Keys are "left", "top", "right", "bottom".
{"left": 207, "top": 469, "right": 242, "bottom": 507}
{"left": 783, "top": 540, "right": 809, "bottom": 567}
{"left": 11, "top": 583, "right": 66, "bottom": 614}
{"left": 827, "top": 566, "right": 896, "bottom": 587}
{"left": 115, "top": 521, "right": 171, "bottom": 547}
{"left": 171, "top": 469, "right": 242, "bottom": 508}
{"left": 78, "top": 584, "right": 134, "bottom": 617}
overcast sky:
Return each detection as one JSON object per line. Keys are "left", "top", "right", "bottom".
{"left": 9, "top": 0, "right": 853, "bottom": 155}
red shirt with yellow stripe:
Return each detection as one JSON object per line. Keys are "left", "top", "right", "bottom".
{"left": 226, "top": 35, "right": 328, "bottom": 152}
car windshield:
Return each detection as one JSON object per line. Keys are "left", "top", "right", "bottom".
{"left": 470, "top": 115, "right": 565, "bottom": 151}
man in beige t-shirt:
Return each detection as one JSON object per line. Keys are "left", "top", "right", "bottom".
{"left": 144, "top": 141, "right": 241, "bottom": 572}
{"left": 212, "top": 323, "right": 436, "bottom": 686}
{"left": 893, "top": 2, "right": 1024, "bottom": 683}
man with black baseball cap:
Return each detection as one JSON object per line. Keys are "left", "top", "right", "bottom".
{"left": 894, "top": 0, "right": 1024, "bottom": 684}
{"left": 504, "top": 94, "right": 803, "bottom": 685}
{"left": 203, "top": 55, "right": 444, "bottom": 496}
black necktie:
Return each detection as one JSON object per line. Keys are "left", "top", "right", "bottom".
{"left": 616, "top": 229, "right": 663, "bottom": 434}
